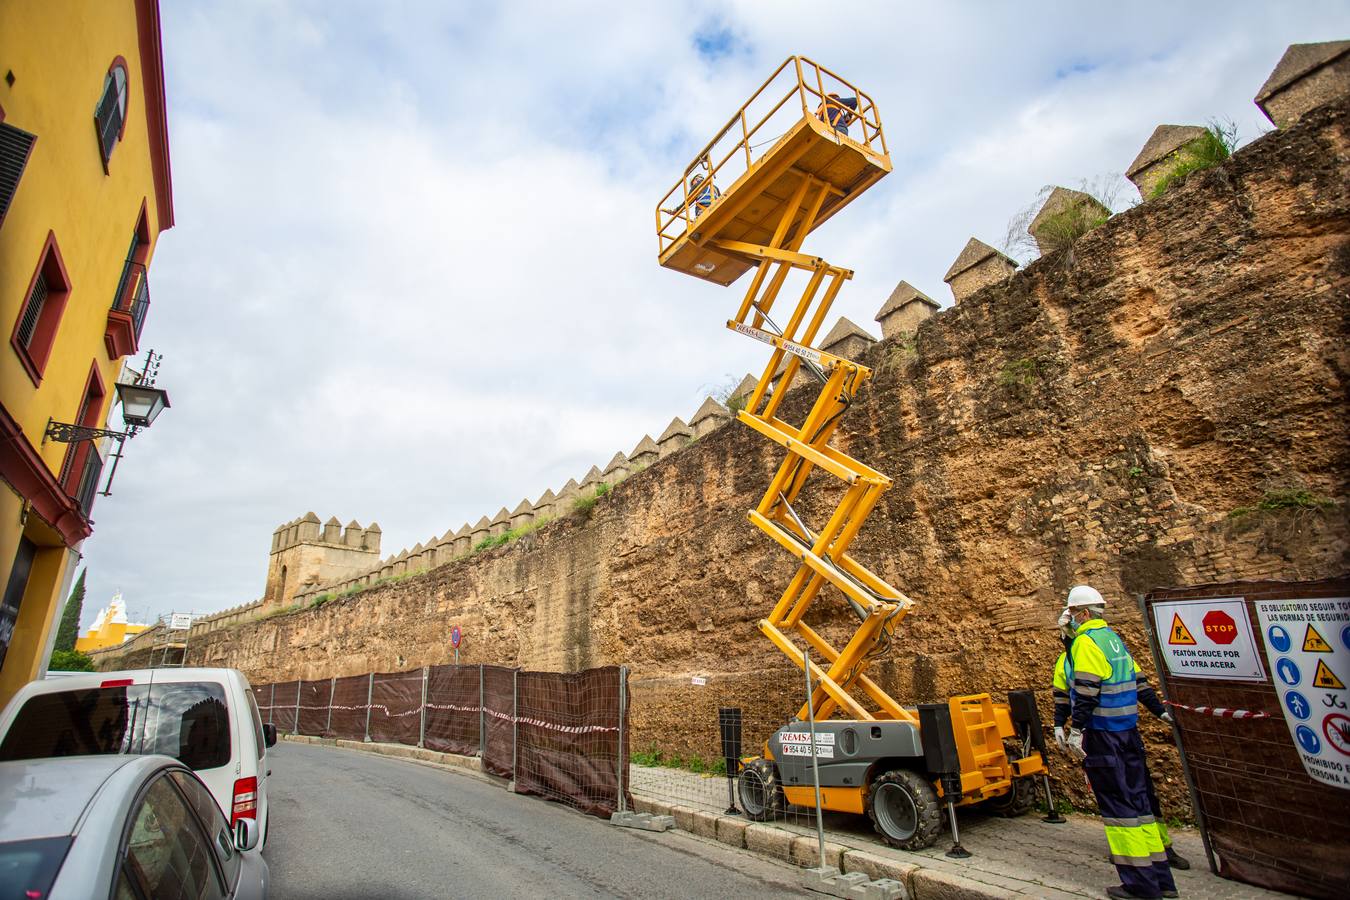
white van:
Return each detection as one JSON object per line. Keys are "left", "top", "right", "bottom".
{"left": 0, "top": 667, "right": 274, "bottom": 847}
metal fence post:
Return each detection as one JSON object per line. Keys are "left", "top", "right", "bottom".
{"left": 511, "top": 669, "right": 519, "bottom": 781}
{"left": 418, "top": 666, "right": 429, "bottom": 748}
{"left": 268, "top": 683, "right": 274, "bottom": 725}
{"left": 292, "top": 680, "right": 300, "bottom": 735}
{"left": 616, "top": 666, "right": 628, "bottom": 814}
{"left": 478, "top": 664, "right": 485, "bottom": 758}
{"left": 364, "top": 672, "right": 374, "bottom": 742}
{"left": 804, "top": 648, "right": 826, "bottom": 870}
{"left": 325, "top": 676, "right": 335, "bottom": 737}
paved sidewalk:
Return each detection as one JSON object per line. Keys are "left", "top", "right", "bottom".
{"left": 630, "top": 765, "right": 1290, "bottom": 899}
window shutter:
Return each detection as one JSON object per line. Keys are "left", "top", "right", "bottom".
{"left": 94, "top": 77, "right": 121, "bottom": 162}
{"left": 0, "top": 122, "right": 37, "bottom": 224}
{"left": 17, "top": 272, "right": 47, "bottom": 348}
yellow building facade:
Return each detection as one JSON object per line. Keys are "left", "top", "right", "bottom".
{"left": 74, "top": 590, "right": 148, "bottom": 653}
{"left": 0, "top": 1, "right": 173, "bottom": 705}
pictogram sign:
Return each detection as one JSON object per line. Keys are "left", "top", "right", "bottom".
{"left": 1313, "top": 659, "right": 1345, "bottom": 690}
{"left": 1152, "top": 598, "right": 1263, "bottom": 681}
{"left": 450, "top": 625, "right": 462, "bottom": 649}
{"left": 1303, "top": 623, "right": 1333, "bottom": 653}
{"left": 1203, "top": 610, "right": 1238, "bottom": 645}
{"left": 1255, "top": 596, "right": 1350, "bottom": 790}
{"left": 1169, "top": 614, "right": 1196, "bottom": 646}
{"left": 1324, "top": 713, "right": 1350, "bottom": 757}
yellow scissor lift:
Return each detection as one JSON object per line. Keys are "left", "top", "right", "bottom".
{"left": 656, "top": 57, "right": 1048, "bottom": 851}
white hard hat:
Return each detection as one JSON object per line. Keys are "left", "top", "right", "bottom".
{"left": 1065, "top": 584, "right": 1105, "bottom": 608}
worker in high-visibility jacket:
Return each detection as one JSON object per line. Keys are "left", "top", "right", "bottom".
{"left": 1053, "top": 610, "right": 1190, "bottom": 873}
{"left": 1060, "top": 585, "right": 1179, "bottom": 900}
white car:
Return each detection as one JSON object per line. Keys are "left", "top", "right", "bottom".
{"left": 0, "top": 667, "right": 274, "bottom": 847}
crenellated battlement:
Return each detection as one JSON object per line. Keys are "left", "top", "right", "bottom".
{"left": 264, "top": 512, "right": 382, "bottom": 609}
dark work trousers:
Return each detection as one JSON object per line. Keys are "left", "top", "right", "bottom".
{"left": 1083, "top": 729, "right": 1177, "bottom": 898}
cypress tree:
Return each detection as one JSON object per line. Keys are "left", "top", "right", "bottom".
{"left": 53, "top": 569, "right": 86, "bottom": 652}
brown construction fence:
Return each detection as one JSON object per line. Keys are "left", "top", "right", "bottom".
{"left": 253, "top": 664, "right": 631, "bottom": 818}
{"left": 1142, "top": 579, "right": 1350, "bottom": 900}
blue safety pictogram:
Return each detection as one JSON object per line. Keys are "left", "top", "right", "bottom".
{"left": 1342, "top": 623, "right": 1350, "bottom": 653}
{"left": 1296, "top": 724, "right": 1321, "bottom": 754}
{"left": 1276, "top": 657, "right": 1301, "bottom": 686}
{"left": 1268, "top": 625, "right": 1291, "bottom": 653}
{"left": 1285, "top": 690, "right": 1311, "bottom": 720}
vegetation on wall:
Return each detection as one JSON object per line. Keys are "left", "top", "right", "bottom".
{"left": 1149, "top": 121, "right": 1239, "bottom": 199}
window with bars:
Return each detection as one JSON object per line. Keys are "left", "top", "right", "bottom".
{"left": 16, "top": 272, "right": 46, "bottom": 349}
{"left": 9, "top": 233, "right": 72, "bottom": 386}
{"left": 0, "top": 121, "right": 37, "bottom": 228}
{"left": 94, "top": 62, "right": 128, "bottom": 169}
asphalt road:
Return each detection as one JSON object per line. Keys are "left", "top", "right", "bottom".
{"left": 263, "top": 742, "right": 812, "bottom": 899}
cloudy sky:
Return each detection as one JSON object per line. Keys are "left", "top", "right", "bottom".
{"left": 77, "top": 1, "right": 1348, "bottom": 626}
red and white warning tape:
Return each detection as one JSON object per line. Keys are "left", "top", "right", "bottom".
{"left": 1164, "top": 700, "right": 1269, "bottom": 719}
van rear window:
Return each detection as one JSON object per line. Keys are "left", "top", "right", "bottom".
{"left": 0, "top": 682, "right": 231, "bottom": 771}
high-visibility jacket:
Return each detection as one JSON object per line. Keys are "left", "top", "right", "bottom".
{"left": 693, "top": 182, "right": 720, "bottom": 216}
{"left": 1052, "top": 650, "right": 1071, "bottom": 727}
{"left": 1068, "top": 619, "right": 1139, "bottom": 731}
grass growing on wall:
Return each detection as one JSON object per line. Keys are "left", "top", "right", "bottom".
{"left": 1149, "top": 121, "right": 1239, "bottom": 199}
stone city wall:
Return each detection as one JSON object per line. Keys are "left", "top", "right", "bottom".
{"left": 100, "top": 96, "right": 1350, "bottom": 813}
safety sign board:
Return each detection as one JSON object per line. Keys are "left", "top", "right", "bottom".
{"left": 778, "top": 730, "right": 835, "bottom": 758}
{"left": 1254, "top": 597, "right": 1350, "bottom": 790}
{"left": 1152, "top": 598, "right": 1264, "bottom": 681}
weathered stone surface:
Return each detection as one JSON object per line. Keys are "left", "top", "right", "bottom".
{"left": 875, "top": 281, "right": 939, "bottom": 340}
{"left": 791, "top": 835, "right": 848, "bottom": 869}
{"left": 1256, "top": 40, "right": 1350, "bottom": 128}
{"left": 745, "top": 823, "right": 794, "bottom": 859}
{"left": 689, "top": 809, "right": 718, "bottom": 838}
{"left": 910, "top": 868, "right": 1014, "bottom": 900}
{"left": 119, "top": 100, "right": 1350, "bottom": 820}
{"left": 715, "top": 815, "right": 748, "bottom": 848}
{"left": 942, "top": 238, "right": 1016, "bottom": 303}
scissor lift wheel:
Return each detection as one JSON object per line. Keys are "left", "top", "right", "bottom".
{"left": 867, "top": 769, "right": 943, "bottom": 850}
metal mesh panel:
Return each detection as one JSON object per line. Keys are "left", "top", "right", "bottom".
{"left": 270, "top": 681, "right": 298, "bottom": 734}
{"left": 297, "top": 679, "right": 331, "bottom": 736}
{"left": 424, "top": 665, "right": 482, "bottom": 755}
{"left": 368, "top": 670, "right": 422, "bottom": 745}
{"left": 252, "top": 665, "right": 631, "bottom": 820}
{"left": 327, "top": 675, "right": 369, "bottom": 740}
{"left": 480, "top": 666, "right": 516, "bottom": 778}
{"left": 1144, "top": 579, "right": 1350, "bottom": 900}
{"left": 513, "top": 666, "right": 629, "bottom": 818}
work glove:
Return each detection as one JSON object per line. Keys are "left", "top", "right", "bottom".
{"left": 1054, "top": 726, "right": 1066, "bottom": 749}
{"left": 1065, "top": 728, "right": 1086, "bottom": 763}
{"left": 1160, "top": 711, "right": 1174, "bottom": 725}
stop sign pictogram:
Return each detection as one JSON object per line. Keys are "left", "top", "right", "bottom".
{"left": 1202, "top": 610, "right": 1238, "bottom": 645}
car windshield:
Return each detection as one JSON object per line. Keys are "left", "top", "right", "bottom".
{"left": 0, "top": 837, "right": 72, "bottom": 898}
{"left": 0, "top": 682, "right": 231, "bottom": 771}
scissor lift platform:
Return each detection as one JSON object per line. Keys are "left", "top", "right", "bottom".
{"left": 656, "top": 57, "right": 892, "bottom": 287}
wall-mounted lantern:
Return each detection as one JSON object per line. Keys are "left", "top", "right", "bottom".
{"left": 42, "top": 349, "right": 170, "bottom": 496}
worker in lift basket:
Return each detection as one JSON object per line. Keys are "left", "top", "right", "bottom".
{"left": 1059, "top": 585, "right": 1180, "bottom": 900}
{"left": 1052, "top": 605, "right": 1191, "bottom": 874}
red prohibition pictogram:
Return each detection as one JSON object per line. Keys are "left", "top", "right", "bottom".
{"left": 1202, "top": 610, "right": 1238, "bottom": 645}
{"left": 1323, "top": 713, "right": 1350, "bottom": 757}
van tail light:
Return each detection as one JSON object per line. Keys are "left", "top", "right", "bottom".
{"left": 231, "top": 777, "right": 257, "bottom": 824}
{"left": 100, "top": 679, "right": 134, "bottom": 688}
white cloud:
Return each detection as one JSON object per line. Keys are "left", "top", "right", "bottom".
{"left": 76, "top": 0, "right": 1350, "bottom": 623}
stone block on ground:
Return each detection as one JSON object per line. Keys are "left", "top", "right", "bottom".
{"left": 841, "top": 849, "right": 919, "bottom": 887}
{"left": 689, "top": 809, "right": 718, "bottom": 838}
{"left": 791, "top": 835, "right": 848, "bottom": 869}
{"left": 609, "top": 810, "right": 674, "bottom": 832}
{"left": 745, "top": 822, "right": 794, "bottom": 860}
{"left": 669, "top": 805, "right": 696, "bottom": 832}
{"left": 909, "top": 867, "right": 1016, "bottom": 900}
{"left": 715, "top": 815, "right": 748, "bottom": 848}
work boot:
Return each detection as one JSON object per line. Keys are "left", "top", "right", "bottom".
{"left": 1105, "top": 887, "right": 1160, "bottom": 900}
{"left": 1166, "top": 846, "right": 1191, "bottom": 870}
{"left": 1162, "top": 891, "right": 1179, "bottom": 899}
